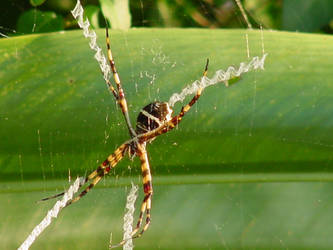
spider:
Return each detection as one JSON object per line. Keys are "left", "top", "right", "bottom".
{"left": 41, "top": 24, "right": 209, "bottom": 248}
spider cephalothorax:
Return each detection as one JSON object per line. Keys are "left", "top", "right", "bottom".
{"left": 136, "top": 102, "right": 173, "bottom": 136}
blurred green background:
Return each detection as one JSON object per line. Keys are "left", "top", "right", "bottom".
{"left": 1, "top": 0, "right": 333, "bottom": 36}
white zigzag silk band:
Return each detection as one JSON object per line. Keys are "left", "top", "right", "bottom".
{"left": 168, "top": 53, "right": 267, "bottom": 107}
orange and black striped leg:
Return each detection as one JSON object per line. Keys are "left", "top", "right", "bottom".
{"left": 66, "top": 173, "right": 104, "bottom": 206}
{"left": 105, "top": 78, "right": 119, "bottom": 101}
{"left": 105, "top": 25, "right": 136, "bottom": 138}
{"left": 84, "top": 143, "right": 128, "bottom": 182}
{"left": 137, "top": 59, "right": 209, "bottom": 144}
{"left": 131, "top": 143, "right": 153, "bottom": 238}
{"left": 65, "top": 143, "right": 129, "bottom": 206}
{"left": 41, "top": 143, "right": 128, "bottom": 203}
{"left": 171, "top": 58, "right": 209, "bottom": 122}
{"left": 110, "top": 143, "right": 152, "bottom": 248}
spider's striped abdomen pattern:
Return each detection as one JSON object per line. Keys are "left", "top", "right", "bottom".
{"left": 136, "top": 102, "right": 173, "bottom": 136}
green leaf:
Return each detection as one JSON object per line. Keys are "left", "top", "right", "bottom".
{"left": 245, "top": 0, "right": 282, "bottom": 29}
{"left": 1, "top": 29, "right": 332, "bottom": 181}
{"left": 84, "top": 5, "right": 101, "bottom": 29}
{"left": 1, "top": 29, "right": 333, "bottom": 249}
{"left": 283, "top": 0, "right": 333, "bottom": 32}
{"left": 100, "top": 0, "right": 131, "bottom": 29}
{"left": 17, "top": 9, "right": 64, "bottom": 34}
{"left": 30, "top": 0, "right": 46, "bottom": 7}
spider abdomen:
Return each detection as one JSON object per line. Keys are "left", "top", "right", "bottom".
{"left": 136, "top": 102, "right": 173, "bottom": 135}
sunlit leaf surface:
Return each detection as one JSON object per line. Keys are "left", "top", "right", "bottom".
{"left": 1, "top": 29, "right": 333, "bottom": 249}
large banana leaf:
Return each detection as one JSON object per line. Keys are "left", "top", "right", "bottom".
{"left": 1, "top": 29, "right": 333, "bottom": 249}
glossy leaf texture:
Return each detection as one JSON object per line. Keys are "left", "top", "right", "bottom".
{"left": 1, "top": 29, "right": 333, "bottom": 181}
{"left": 1, "top": 29, "right": 333, "bottom": 249}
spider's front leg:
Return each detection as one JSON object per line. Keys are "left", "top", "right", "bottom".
{"left": 105, "top": 25, "right": 136, "bottom": 138}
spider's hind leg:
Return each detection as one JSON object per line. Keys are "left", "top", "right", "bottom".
{"left": 38, "top": 167, "right": 101, "bottom": 203}
{"left": 39, "top": 191, "right": 66, "bottom": 202}
{"left": 110, "top": 143, "right": 152, "bottom": 249}
{"left": 39, "top": 143, "right": 128, "bottom": 204}
{"left": 131, "top": 144, "right": 153, "bottom": 238}
{"left": 66, "top": 143, "right": 129, "bottom": 206}
{"left": 65, "top": 173, "right": 104, "bottom": 206}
